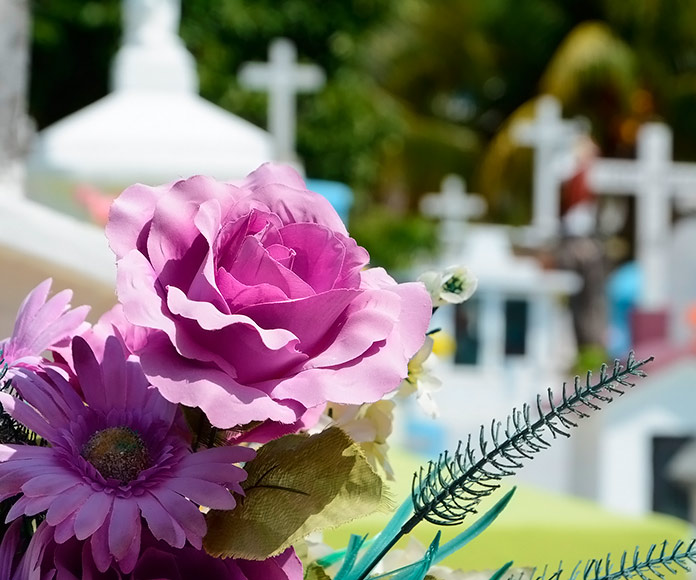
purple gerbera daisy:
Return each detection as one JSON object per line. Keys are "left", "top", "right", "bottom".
{"left": 0, "top": 279, "right": 89, "bottom": 377}
{"left": 0, "top": 336, "right": 254, "bottom": 573}
{"left": 5, "top": 521, "right": 302, "bottom": 580}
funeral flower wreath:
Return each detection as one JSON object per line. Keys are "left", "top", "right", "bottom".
{"left": 0, "top": 164, "right": 692, "bottom": 579}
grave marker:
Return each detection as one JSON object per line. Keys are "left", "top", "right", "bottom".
{"left": 589, "top": 124, "right": 696, "bottom": 309}
{"left": 240, "top": 38, "right": 325, "bottom": 163}
{"left": 420, "top": 174, "right": 486, "bottom": 262}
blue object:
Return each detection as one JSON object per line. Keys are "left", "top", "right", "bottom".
{"left": 306, "top": 179, "right": 354, "bottom": 225}
{"left": 607, "top": 261, "right": 641, "bottom": 357}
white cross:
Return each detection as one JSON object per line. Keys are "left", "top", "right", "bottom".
{"left": 420, "top": 174, "right": 486, "bottom": 261}
{"left": 513, "top": 95, "right": 585, "bottom": 239}
{"left": 588, "top": 123, "right": 696, "bottom": 309}
{"left": 239, "top": 38, "right": 325, "bottom": 163}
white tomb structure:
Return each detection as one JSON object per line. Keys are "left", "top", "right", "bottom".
{"left": 239, "top": 38, "right": 325, "bottom": 164}
{"left": 417, "top": 171, "right": 581, "bottom": 452}
{"left": 0, "top": 1, "right": 116, "bottom": 336}
{"left": 27, "top": 0, "right": 273, "bottom": 220}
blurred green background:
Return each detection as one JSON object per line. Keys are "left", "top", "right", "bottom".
{"left": 29, "top": 0, "right": 696, "bottom": 267}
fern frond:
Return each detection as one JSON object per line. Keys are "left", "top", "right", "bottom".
{"left": 408, "top": 353, "right": 652, "bottom": 529}
{"left": 536, "top": 540, "right": 696, "bottom": 580}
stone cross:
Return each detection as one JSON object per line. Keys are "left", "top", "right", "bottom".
{"left": 513, "top": 95, "right": 585, "bottom": 239}
{"left": 0, "top": 0, "right": 31, "bottom": 199}
{"left": 588, "top": 123, "right": 696, "bottom": 309}
{"left": 420, "top": 174, "right": 486, "bottom": 261}
{"left": 239, "top": 38, "right": 325, "bottom": 163}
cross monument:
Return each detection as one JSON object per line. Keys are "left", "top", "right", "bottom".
{"left": 420, "top": 174, "right": 486, "bottom": 262}
{"left": 239, "top": 38, "right": 325, "bottom": 163}
{"left": 588, "top": 123, "right": 696, "bottom": 309}
{"left": 513, "top": 95, "right": 586, "bottom": 239}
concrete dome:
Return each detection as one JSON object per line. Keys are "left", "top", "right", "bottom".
{"left": 28, "top": 91, "right": 272, "bottom": 184}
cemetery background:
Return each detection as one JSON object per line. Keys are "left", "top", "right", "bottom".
{"left": 4, "top": 0, "right": 696, "bottom": 571}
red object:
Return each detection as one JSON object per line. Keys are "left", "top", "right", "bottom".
{"left": 631, "top": 308, "right": 669, "bottom": 346}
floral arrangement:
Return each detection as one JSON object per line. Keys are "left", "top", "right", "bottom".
{"left": 0, "top": 163, "right": 693, "bottom": 579}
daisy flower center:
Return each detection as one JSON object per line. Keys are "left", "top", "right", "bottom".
{"left": 81, "top": 426, "right": 151, "bottom": 484}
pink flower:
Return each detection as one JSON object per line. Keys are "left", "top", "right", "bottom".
{"left": 0, "top": 336, "right": 254, "bottom": 573}
{"left": 106, "top": 163, "right": 432, "bottom": 429}
{"left": 0, "top": 279, "right": 89, "bottom": 377}
{"left": 6, "top": 521, "right": 302, "bottom": 579}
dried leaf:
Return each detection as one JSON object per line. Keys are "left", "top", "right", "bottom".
{"left": 204, "top": 427, "right": 387, "bottom": 559}
{"left": 304, "top": 563, "right": 333, "bottom": 580}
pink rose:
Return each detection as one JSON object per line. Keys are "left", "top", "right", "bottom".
{"left": 106, "top": 164, "right": 431, "bottom": 429}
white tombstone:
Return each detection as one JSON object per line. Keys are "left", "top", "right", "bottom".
{"left": 459, "top": 227, "right": 580, "bottom": 374}
{"left": 588, "top": 123, "right": 696, "bottom": 309}
{"left": 239, "top": 38, "right": 325, "bottom": 164}
{"left": 0, "top": 0, "right": 116, "bottom": 336}
{"left": 668, "top": 217, "right": 696, "bottom": 343}
{"left": 513, "top": 96, "right": 585, "bottom": 239}
{"left": 590, "top": 357, "right": 696, "bottom": 516}
{"left": 27, "top": 0, "right": 273, "bottom": 218}
{"left": 420, "top": 175, "right": 486, "bottom": 262}
{"left": 0, "top": 0, "right": 32, "bottom": 200}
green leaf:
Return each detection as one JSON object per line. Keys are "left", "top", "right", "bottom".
{"left": 369, "top": 532, "right": 442, "bottom": 580}
{"left": 304, "top": 562, "right": 333, "bottom": 580}
{"left": 489, "top": 561, "right": 514, "bottom": 580}
{"left": 204, "top": 427, "right": 387, "bottom": 560}
{"left": 335, "top": 534, "right": 370, "bottom": 580}
{"left": 316, "top": 537, "right": 376, "bottom": 568}
{"left": 349, "top": 494, "right": 416, "bottom": 579}
{"left": 431, "top": 487, "right": 516, "bottom": 566}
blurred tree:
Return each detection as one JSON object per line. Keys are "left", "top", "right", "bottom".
{"left": 27, "top": 0, "right": 696, "bottom": 266}
{"left": 30, "top": 0, "right": 121, "bottom": 129}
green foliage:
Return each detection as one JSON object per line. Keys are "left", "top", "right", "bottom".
{"left": 573, "top": 345, "right": 611, "bottom": 377}
{"left": 28, "top": 0, "right": 696, "bottom": 230}
{"left": 536, "top": 540, "right": 696, "bottom": 580}
{"left": 349, "top": 206, "right": 438, "bottom": 271}
{"left": 30, "top": 0, "right": 121, "bottom": 128}
{"left": 204, "top": 427, "right": 387, "bottom": 560}
{"left": 305, "top": 563, "right": 333, "bottom": 580}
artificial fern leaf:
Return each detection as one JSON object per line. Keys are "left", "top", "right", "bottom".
{"left": 535, "top": 540, "right": 696, "bottom": 580}
{"left": 408, "top": 353, "right": 652, "bottom": 528}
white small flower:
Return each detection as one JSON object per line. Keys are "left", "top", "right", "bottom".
{"left": 419, "top": 266, "right": 478, "bottom": 308}
{"left": 397, "top": 336, "right": 442, "bottom": 418}
{"left": 323, "top": 399, "right": 396, "bottom": 480}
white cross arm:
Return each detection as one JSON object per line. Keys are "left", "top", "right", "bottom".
{"left": 587, "top": 158, "right": 640, "bottom": 194}
{"left": 238, "top": 63, "right": 325, "bottom": 92}
{"left": 669, "top": 162, "right": 696, "bottom": 192}
{"left": 420, "top": 193, "right": 486, "bottom": 219}
{"left": 293, "top": 65, "right": 325, "bottom": 91}
{"left": 513, "top": 119, "right": 580, "bottom": 147}
{"left": 238, "top": 63, "right": 271, "bottom": 89}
